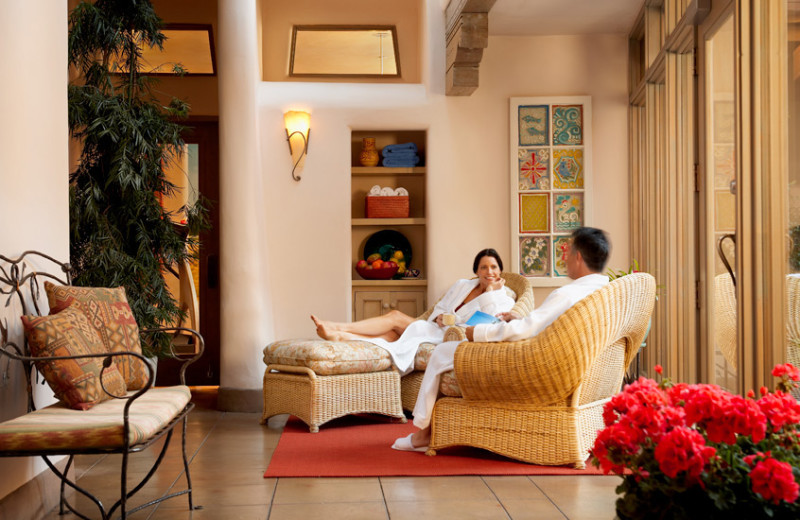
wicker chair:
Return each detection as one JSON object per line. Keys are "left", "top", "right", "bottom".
{"left": 714, "top": 273, "right": 738, "bottom": 370}
{"left": 425, "top": 272, "right": 656, "bottom": 468}
{"left": 400, "top": 272, "right": 535, "bottom": 410}
{"left": 787, "top": 275, "right": 800, "bottom": 399}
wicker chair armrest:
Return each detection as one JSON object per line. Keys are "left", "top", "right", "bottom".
{"left": 452, "top": 338, "right": 567, "bottom": 405}
{"left": 443, "top": 326, "right": 467, "bottom": 342}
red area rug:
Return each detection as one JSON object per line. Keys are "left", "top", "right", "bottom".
{"left": 264, "top": 415, "right": 606, "bottom": 477}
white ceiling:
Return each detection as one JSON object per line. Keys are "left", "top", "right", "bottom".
{"left": 489, "top": 0, "right": 645, "bottom": 36}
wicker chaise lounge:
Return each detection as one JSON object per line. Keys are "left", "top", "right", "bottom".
{"left": 426, "top": 272, "right": 656, "bottom": 468}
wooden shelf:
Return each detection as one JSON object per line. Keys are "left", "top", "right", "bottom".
{"left": 352, "top": 279, "right": 427, "bottom": 287}
{"left": 352, "top": 167, "right": 425, "bottom": 176}
{"left": 352, "top": 218, "right": 426, "bottom": 226}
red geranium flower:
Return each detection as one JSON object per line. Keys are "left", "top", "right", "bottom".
{"left": 750, "top": 457, "right": 800, "bottom": 505}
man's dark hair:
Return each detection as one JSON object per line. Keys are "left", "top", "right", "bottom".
{"left": 472, "top": 248, "right": 503, "bottom": 273}
{"left": 570, "top": 227, "right": 610, "bottom": 272}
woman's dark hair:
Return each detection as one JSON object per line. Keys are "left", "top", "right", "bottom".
{"left": 570, "top": 227, "right": 610, "bottom": 272}
{"left": 473, "top": 248, "right": 503, "bottom": 273}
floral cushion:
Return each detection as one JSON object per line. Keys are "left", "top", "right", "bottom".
{"left": 263, "top": 339, "right": 392, "bottom": 375}
{"left": 0, "top": 386, "right": 191, "bottom": 451}
{"left": 408, "top": 343, "right": 461, "bottom": 396}
{"left": 45, "top": 282, "right": 147, "bottom": 390}
{"left": 21, "top": 306, "right": 128, "bottom": 410}
{"left": 439, "top": 371, "right": 462, "bottom": 396}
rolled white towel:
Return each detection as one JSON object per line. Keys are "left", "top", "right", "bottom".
{"left": 380, "top": 186, "right": 395, "bottom": 196}
{"left": 395, "top": 187, "right": 408, "bottom": 196}
{"left": 369, "top": 185, "right": 382, "bottom": 196}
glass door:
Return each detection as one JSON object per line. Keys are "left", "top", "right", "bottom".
{"left": 787, "top": 1, "right": 800, "bottom": 397}
{"left": 699, "top": 8, "right": 738, "bottom": 393}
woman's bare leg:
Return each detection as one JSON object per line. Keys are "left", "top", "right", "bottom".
{"left": 311, "top": 310, "right": 415, "bottom": 341}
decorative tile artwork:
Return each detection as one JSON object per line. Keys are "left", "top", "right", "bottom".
{"left": 511, "top": 97, "right": 590, "bottom": 280}
{"left": 552, "top": 148, "right": 584, "bottom": 189}
{"left": 519, "top": 193, "right": 549, "bottom": 233}
{"left": 518, "top": 148, "right": 550, "bottom": 190}
{"left": 553, "top": 236, "right": 571, "bottom": 277}
{"left": 552, "top": 105, "right": 583, "bottom": 145}
{"left": 554, "top": 194, "right": 583, "bottom": 232}
{"left": 520, "top": 237, "right": 550, "bottom": 276}
{"left": 518, "top": 105, "right": 549, "bottom": 146}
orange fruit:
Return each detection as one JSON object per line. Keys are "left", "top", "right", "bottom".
{"left": 372, "top": 259, "right": 384, "bottom": 269}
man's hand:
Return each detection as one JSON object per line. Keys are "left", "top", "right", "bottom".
{"left": 466, "top": 326, "right": 475, "bottom": 341}
{"left": 495, "top": 312, "right": 519, "bottom": 322}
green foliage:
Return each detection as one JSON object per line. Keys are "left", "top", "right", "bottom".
{"left": 68, "top": 0, "right": 208, "bottom": 357}
{"left": 790, "top": 226, "right": 800, "bottom": 272}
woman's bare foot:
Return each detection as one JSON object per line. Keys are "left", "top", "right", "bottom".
{"left": 311, "top": 315, "right": 334, "bottom": 340}
{"left": 311, "top": 315, "right": 358, "bottom": 341}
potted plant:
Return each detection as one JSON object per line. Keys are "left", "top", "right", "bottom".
{"left": 68, "top": 0, "right": 208, "bottom": 358}
{"left": 591, "top": 364, "right": 800, "bottom": 519}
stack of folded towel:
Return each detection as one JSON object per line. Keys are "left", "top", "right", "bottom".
{"left": 368, "top": 185, "right": 409, "bottom": 197}
{"left": 381, "top": 142, "right": 420, "bottom": 168}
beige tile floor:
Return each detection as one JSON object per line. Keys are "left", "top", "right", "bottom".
{"left": 43, "top": 389, "right": 620, "bottom": 520}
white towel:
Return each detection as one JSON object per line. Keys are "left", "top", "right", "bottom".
{"left": 395, "top": 187, "right": 408, "bottom": 196}
{"left": 369, "top": 185, "right": 382, "bottom": 196}
{"left": 380, "top": 187, "right": 395, "bottom": 196}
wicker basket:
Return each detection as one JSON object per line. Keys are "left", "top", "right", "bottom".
{"left": 366, "top": 196, "right": 409, "bottom": 218}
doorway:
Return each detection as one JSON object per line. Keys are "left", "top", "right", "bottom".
{"left": 158, "top": 119, "right": 221, "bottom": 386}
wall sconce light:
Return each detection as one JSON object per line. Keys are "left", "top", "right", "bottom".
{"left": 284, "top": 110, "right": 311, "bottom": 181}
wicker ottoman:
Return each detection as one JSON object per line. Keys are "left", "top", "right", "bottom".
{"left": 261, "top": 339, "right": 407, "bottom": 432}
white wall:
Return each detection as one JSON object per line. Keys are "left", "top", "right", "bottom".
{"left": 0, "top": 0, "right": 69, "bottom": 501}
{"left": 236, "top": 8, "right": 631, "bottom": 392}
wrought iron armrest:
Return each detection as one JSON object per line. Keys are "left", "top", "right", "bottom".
{"left": 139, "top": 327, "right": 205, "bottom": 386}
{"left": 0, "top": 344, "right": 155, "bottom": 412}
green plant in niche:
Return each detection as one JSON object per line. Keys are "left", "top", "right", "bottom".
{"left": 68, "top": 0, "right": 208, "bottom": 358}
{"left": 790, "top": 226, "right": 800, "bottom": 272}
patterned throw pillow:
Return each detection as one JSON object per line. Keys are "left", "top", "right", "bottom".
{"left": 45, "top": 282, "right": 148, "bottom": 390}
{"left": 21, "top": 306, "right": 128, "bottom": 410}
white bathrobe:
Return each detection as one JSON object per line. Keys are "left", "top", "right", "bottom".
{"left": 363, "top": 278, "right": 516, "bottom": 375}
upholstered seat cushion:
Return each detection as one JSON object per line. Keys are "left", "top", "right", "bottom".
{"left": 410, "top": 342, "right": 461, "bottom": 396}
{"left": 0, "top": 386, "right": 191, "bottom": 452}
{"left": 263, "top": 339, "right": 393, "bottom": 375}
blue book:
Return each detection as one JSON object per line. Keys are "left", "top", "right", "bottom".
{"left": 465, "top": 310, "right": 502, "bottom": 326}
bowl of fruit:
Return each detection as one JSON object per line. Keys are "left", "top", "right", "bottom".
{"left": 356, "top": 255, "right": 399, "bottom": 280}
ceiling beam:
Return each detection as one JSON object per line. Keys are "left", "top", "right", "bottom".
{"left": 445, "top": 0, "right": 496, "bottom": 96}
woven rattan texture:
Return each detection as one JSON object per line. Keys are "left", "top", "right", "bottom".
{"left": 715, "top": 273, "right": 738, "bottom": 370}
{"left": 261, "top": 365, "right": 406, "bottom": 433}
{"left": 428, "top": 273, "right": 656, "bottom": 468}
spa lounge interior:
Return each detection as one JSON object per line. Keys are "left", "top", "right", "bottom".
{"left": 2, "top": 0, "right": 800, "bottom": 518}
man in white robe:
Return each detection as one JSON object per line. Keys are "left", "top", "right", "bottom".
{"left": 392, "top": 227, "right": 611, "bottom": 452}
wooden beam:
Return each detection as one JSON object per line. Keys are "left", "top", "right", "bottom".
{"left": 445, "top": 0, "right": 495, "bottom": 96}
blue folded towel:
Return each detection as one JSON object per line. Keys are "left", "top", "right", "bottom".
{"left": 382, "top": 149, "right": 418, "bottom": 158}
{"left": 382, "top": 142, "right": 417, "bottom": 154}
{"left": 383, "top": 156, "right": 420, "bottom": 167}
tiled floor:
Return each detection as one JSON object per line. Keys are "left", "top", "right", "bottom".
{"left": 43, "top": 389, "right": 620, "bottom": 520}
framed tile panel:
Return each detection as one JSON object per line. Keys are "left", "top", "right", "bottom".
{"left": 510, "top": 96, "right": 592, "bottom": 285}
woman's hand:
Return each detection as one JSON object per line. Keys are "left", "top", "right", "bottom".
{"left": 484, "top": 278, "right": 505, "bottom": 292}
{"left": 434, "top": 314, "right": 445, "bottom": 327}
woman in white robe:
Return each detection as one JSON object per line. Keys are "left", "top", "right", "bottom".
{"left": 311, "top": 249, "right": 516, "bottom": 374}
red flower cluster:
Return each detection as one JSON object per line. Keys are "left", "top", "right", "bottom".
{"left": 591, "top": 364, "right": 800, "bottom": 509}
{"left": 748, "top": 455, "right": 800, "bottom": 504}
{"left": 654, "top": 427, "right": 715, "bottom": 481}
